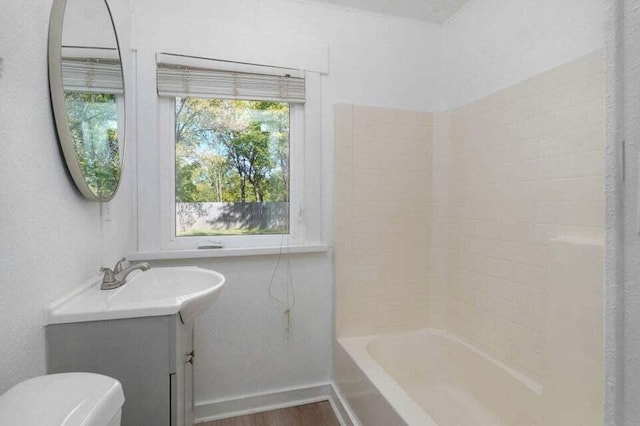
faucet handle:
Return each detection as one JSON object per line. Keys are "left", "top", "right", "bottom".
{"left": 113, "top": 257, "right": 127, "bottom": 274}
{"left": 100, "top": 267, "right": 117, "bottom": 284}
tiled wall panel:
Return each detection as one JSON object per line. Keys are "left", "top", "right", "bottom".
{"left": 442, "top": 52, "right": 604, "bottom": 382}
{"left": 335, "top": 105, "right": 433, "bottom": 337}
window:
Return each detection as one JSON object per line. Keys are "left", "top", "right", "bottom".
{"left": 174, "top": 98, "right": 291, "bottom": 237}
{"left": 148, "top": 54, "right": 320, "bottom": 252}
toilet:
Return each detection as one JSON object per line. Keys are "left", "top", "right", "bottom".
{"left": 0, "top": 372, "right": 124, "bottom": 426}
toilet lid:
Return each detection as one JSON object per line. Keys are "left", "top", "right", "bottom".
{"left": 0, "top": 372, "right": 124, "bottom": 426}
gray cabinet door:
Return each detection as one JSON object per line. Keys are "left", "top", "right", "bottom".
{"left": 46, "top": 316, "right": 180, "bottom": 426}
{"left": 172, "top": 318, "right": 195, "bottom": 426}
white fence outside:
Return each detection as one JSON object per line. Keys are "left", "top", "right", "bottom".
{"left": 176, "top": 202, "right": 289, "bottom": 233}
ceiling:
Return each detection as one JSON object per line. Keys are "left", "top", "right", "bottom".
{"left": 306, "top": 0, "right": 473, "bottom": 24}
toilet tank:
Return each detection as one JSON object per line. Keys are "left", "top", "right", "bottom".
{"left": 0, "top": 372, "right": 124, "bottom": 426}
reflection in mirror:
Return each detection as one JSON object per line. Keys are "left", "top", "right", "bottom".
{"left": 49, "top": 0, "right": 125, "bottom": 201}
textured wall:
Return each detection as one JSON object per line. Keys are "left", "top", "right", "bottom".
{"left": 602, "top": 1, "right": 624, "bottom": 424}
{"left": 0, "top": 0, "right": 134, "bottom": 393}
{"left": 611, "top": 0, "right": 640, "bottom": 424}
{"left": 441, "top": 0, "right": 604, "bottom": 110}
{"left": 147, "top": 254, "right": 333, "bottom": 404}
{"left": 335, "top": 104, "right": 433, "bottom": 337}
{"left": 131, "top": 0, "right": 443, "bottom": 113}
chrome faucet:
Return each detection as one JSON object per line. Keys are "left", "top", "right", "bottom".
{"left": 113, "top": 257, "right": 127, "bottom": 274}
{"left": 100, "top": 258, "right": 151, "bottom": 290}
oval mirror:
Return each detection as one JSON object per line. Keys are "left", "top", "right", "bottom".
{"left": 48, "top": 0, "right": 125, "bottom": 201}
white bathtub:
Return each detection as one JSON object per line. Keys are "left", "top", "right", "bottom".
{"left": 335, "top": 329, "right": 542, "bottom": 426}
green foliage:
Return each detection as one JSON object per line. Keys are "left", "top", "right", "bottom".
{"left": 174, "top": 98, "right": 290, "bottom": 204}
{"left": 64, "top": 91, "right": 121, "bottom": 199}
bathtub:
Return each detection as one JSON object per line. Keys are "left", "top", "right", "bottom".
{"left": 335, "top": 329, "right": 542, "bottom": 426}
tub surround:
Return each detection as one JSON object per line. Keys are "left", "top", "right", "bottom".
{"left": 334, "top": 51, "right": 605, "bottom": 425}
{"left": 443, "top": 55, "right": 606, "bottom": 422}
{"left": 439, "top": 51, "right": 604, "bottom": 383}
{"left": 335, "top": 104, "right": 433, "bottom": 337}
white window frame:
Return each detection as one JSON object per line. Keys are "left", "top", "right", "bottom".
{"left": 158, "top": 97, "right": 306, "bottom": 250}
{"left": 133, "top": 50, "right": 324, "bottom": 257}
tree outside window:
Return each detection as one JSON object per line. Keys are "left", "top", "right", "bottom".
{"left": 174, "top": 98, "right": 290, "bottom": 236}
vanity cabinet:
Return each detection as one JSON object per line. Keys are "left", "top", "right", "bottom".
{"left": 46, "top": 315, "right": 195, "bottom": 426}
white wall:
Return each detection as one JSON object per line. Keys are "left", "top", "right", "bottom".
{"left": 62, "top": 0, "right": 118, "bottom": 48}
{"left": 129, "top": 0, "right": 443, "bottom": 406}
{"left": 152, "top": 254, "right": 332, "bottom": 406}
{"left": 441, "top": 0, "right": 605, "bottom": 110}
{"left": 132, "top": 0, "right": 442, "bottom": 112}
{"left": 0, "top": 0, "right": 134, "bottom": 393}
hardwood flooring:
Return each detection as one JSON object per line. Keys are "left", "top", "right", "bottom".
{"left": 199, "top": 401, "right": 340, "bottom": 426}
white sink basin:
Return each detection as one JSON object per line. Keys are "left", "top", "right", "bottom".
{"left": 46, "top": 267, "right": 225, "bottom": 324}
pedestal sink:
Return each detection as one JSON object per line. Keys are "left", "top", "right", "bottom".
{"left": 46, "top": 266, "right": 225, "bottom": 324}
{"left": 45, "top": 266, "right": 225, "bottom": 426}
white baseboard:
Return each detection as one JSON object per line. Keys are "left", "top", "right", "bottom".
{"left": 195, "top": 382, "right": 359, "bottom": 425}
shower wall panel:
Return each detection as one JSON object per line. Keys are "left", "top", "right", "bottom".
{"left": 441, "top": 52, "right": 604, "bottom": 384}
{"left": 335, "top": 104, "right": 433, "bottom": 337}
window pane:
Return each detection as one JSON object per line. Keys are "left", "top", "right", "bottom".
{"left": 175, "top": 98, "right": 290, "bottom": 236}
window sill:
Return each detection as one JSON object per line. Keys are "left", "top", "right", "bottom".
{"left": 127, "top": 244, "right": 331, "bottom": 261}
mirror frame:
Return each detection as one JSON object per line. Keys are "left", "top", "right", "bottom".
{"left": 48, "top": 0, "right": 126, "bottom": 202}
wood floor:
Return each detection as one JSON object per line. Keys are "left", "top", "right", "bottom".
{"left": 199, "top": 401, "right": 340, "bottom": 426}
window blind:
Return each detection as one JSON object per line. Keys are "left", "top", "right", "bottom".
{"left": 156, "top": 54, "right": 305, "bottom": 103}
{"left": 61, "top": 58, "right": 124, "bottom": 94}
